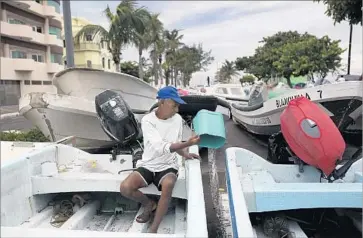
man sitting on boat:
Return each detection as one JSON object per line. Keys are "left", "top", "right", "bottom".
{"left": 120, "top": 86, "right": 200, "bottom": 233}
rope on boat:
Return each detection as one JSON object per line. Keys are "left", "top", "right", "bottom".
{"left": 50, "top": 200, "right": 74, "bottom": 228}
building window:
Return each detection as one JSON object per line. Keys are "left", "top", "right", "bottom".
{"left": 43, "top": 81, "right": 52, "bottom": 85}
{"left": 64, "top": 60, "right": 67, "bottom": 66}
{"left": 24, "top": 80, "right": 31, "bottom": 85}
{"left": 108, "top": 59, "right": 110, "bottom": 69}
{"left": 8, "top": 18, "right": 25, "bottom": 25}
{"left": 86, "top": 35, "right": 92, "bottom": 41}
{"left": 87, "top": 60, "right": 92, "bottom": 68}
{"left": 31, "top": 81, "right": 42, "bottom": 85}
{"left": 32, "top": 26, "right": 43, "bottom": 33}
{"left": 102, "top": 57, "right": 105, "bottom": 68}
{"left": 51, "top": 53, "right": 62, "bottom": 64}
{"left": 47, "top": 0, "right": 60, "bottom": 13}
{"left": 49, "top": 26, "right": 62, "bottom": 39}
{"left": 63, "top": 40, "right": 66, "bottom": 47}
{"left": 11, "top": 51, "right": 27, "bottom": 59}
{"left": 31, "top": 54, "right": 43, "bottom": 62}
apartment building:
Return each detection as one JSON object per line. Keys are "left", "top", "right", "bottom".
{"left": 62, "top": 17, "right": 116, "bottom": 72}
{"left": 0, "top": 0, "right": 63, "bottom": 106}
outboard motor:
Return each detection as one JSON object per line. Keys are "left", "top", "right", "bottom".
{"left": 247, "top": 81, "right": 268, "bottom": 106}
{"left": 95, "top": 90, "right": 143, "bottom": 164}
{"left": 278, "top": 96, "right": 360, "bottom": 181}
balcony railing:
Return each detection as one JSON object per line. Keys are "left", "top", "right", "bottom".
{"left": 74, "top": 43, "right": 101, "bottom": 51}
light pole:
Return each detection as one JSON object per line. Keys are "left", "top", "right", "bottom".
{"left": 62, "top": 0, "right": 74, "bottom": 68}
{"left": 347, "top": 24, "right": 353, "bottom": 75}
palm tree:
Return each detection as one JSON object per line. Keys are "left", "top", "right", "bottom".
{"left": 216, "top": 60, "right": 240, "bottom": 83}
{"left": 73, "top": 0, "right": 150, "bottom": 72}
{"left": 164, "top": 29, "right": 184, "bottom": 85}
{"left": 146, "top": 13, "right": 164, "bottom": 86}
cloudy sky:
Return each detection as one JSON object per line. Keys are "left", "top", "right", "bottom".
{"left": 67, "top": 1, "right": 362, "bottom": 85}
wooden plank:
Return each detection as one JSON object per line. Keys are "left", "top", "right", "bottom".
{"left": 61, "top": 201, "right": 100, "bottom": 230}
{"left": 20, "top": 206, "right": 53, "bottom": 228}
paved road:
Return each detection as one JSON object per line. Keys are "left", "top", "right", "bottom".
{"left": 0, "top": 105, "right": 19, "bottom": 114}
{"left": 200, "top": 115, "right": 268, "bottom": 237}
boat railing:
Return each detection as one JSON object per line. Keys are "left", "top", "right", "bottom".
{"left": 55, "top": 135, "right": 76, "bottom": 147}
{"left": 225, "top": 148, "right": 256, "bottom": 238}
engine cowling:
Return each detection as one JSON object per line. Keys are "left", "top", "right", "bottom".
{"left": 280, "top": 96, "right": 345, "bottom": 176}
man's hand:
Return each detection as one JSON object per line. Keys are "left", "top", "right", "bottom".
{"left": 187, "top": 135, "right": 200, "bottom": 146}
{"left": 184, "top": 152, "right": 200, "bottom": 160}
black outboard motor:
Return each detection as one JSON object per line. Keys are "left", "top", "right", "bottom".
{"left": 95, "top": 90, "right": 143, "bottom": 165}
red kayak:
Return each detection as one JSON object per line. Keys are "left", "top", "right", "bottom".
{"left": 280, "top": 96, "right": 345, "bottom": 176}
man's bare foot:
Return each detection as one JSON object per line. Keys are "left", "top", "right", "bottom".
{"left": 136, "top": 200, "right": 157, "bottom": 223}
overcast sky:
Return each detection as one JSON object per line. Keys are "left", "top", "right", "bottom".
{"left": 67, "top": 1, "right": 362, "bottom": 85}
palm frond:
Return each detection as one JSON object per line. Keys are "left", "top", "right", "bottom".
{"left": 73, "top": 25, "right": 109, "bottom": 44}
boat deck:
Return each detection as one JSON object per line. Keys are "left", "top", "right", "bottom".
{"left": 17, "top": 196, "right": 187, "bottom": 236}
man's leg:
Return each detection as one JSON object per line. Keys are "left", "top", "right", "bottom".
{"left": 148, "top": 172, "right": 177, "bottom": 233}
{"left": 120, "top": 169, "right": 156, "bottom": 223}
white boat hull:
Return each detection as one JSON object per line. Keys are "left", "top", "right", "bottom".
{"left": 19, "top": 92, "right": 146, "bottom": 150}
{"left": 1, "top": 140, "right": 207, "bottom": 236}
{"left": 53, "top": 68, "right": 158, "bottom": 112}
{"left": 224, "top": 147, "right": 362, "bottom": 237}
{"left": 231, "top": 81, "right": 363, "bottom": 135}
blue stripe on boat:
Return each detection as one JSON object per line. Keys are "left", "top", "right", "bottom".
{"left": 225, "top": 151, "right": 238, "bottom": 238}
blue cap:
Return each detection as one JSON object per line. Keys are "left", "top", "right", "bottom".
{"left": 157, "top": 86, "right": 186, "bottom": 104}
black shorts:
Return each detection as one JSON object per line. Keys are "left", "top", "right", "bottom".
{"left": 135, "top": 167, "right": 178, "bottom": 191}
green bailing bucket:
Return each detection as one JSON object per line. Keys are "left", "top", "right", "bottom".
{"left": 192, "top": 109, "right": 226, "bottom": 149}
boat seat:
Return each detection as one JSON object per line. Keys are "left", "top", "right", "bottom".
{"left": 30, "top": 169, "right": 187, "bottom": 199}
{"left": 231, "top": 102, "right": 263, "bottom": 112}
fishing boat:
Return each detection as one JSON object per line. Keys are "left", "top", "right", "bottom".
{"left": 53, "top": 68, "right": 158, "bottom": 112}
{"left": 2, "top": 90, "right": 212, "bottom": 237}
{"left": 224, "top": 97, "right": 362, "bottom": 237}
{"left": 231, "top": 81, "right": 362, "bottom": 135}
{"left": 206, "top": 83, "right": 250, "bottom": 103}
{"left": 19, "top": 92, "right": 228, "bottom": 151}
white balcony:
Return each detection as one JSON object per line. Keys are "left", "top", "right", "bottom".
{"left": 8, "top": 0, "right": 62, "bottom": 23}
{"left": 0, "top": 57, "right": 63, "bottom": 80}
{"left": 1, "top": 21, "right": 63, "bottom": 49}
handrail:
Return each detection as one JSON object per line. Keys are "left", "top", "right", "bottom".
{"left": 55, "top": 136, "right": 76, "bottom": 147}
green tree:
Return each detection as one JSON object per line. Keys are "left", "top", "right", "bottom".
{"left": 174, "top": 44, "right": 214, "bottom": 87}
{"left": 74, "top": 0, "right": 150, "bottom": 72}
{"left": 235, "top": 31, "right": 344, "bottom": 87}
{"left": 313, "top": 0, "right": 362, "bottom": 74}
{"left": 120, "top": 61, "right": 139, "bottom": 78}
{"left": 235, "top": 55, "right": 266, "bottom": 80}
{"left": 215, "top": 60, "right": 239, "bottom": 83}
{"left": 147, "top": 13, "right": 164, "bottom": 86}
{"left": 163, "top": 29, "right": 184, "bottom": 86}
{"left": 240, "top": 74, "right": 255, "bottom": 84}
{"left": 120, "top": 60, "right": 151, "bottom": 82}
{"left": 273, "top": 35, "right": 344, "bottom": 86}
{"left": 313, "top": 0, "right": 362, "bottom": 25}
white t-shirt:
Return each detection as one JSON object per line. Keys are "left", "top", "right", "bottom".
{"left": 136, "top": 111, "right": 183, "bottom": 172}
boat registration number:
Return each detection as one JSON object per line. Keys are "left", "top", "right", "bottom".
{"left": 275, "top": 90, "right": 323, "bottom": 108}
{"left": 252, "top": 117, "right": 271, "bottom": 125}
